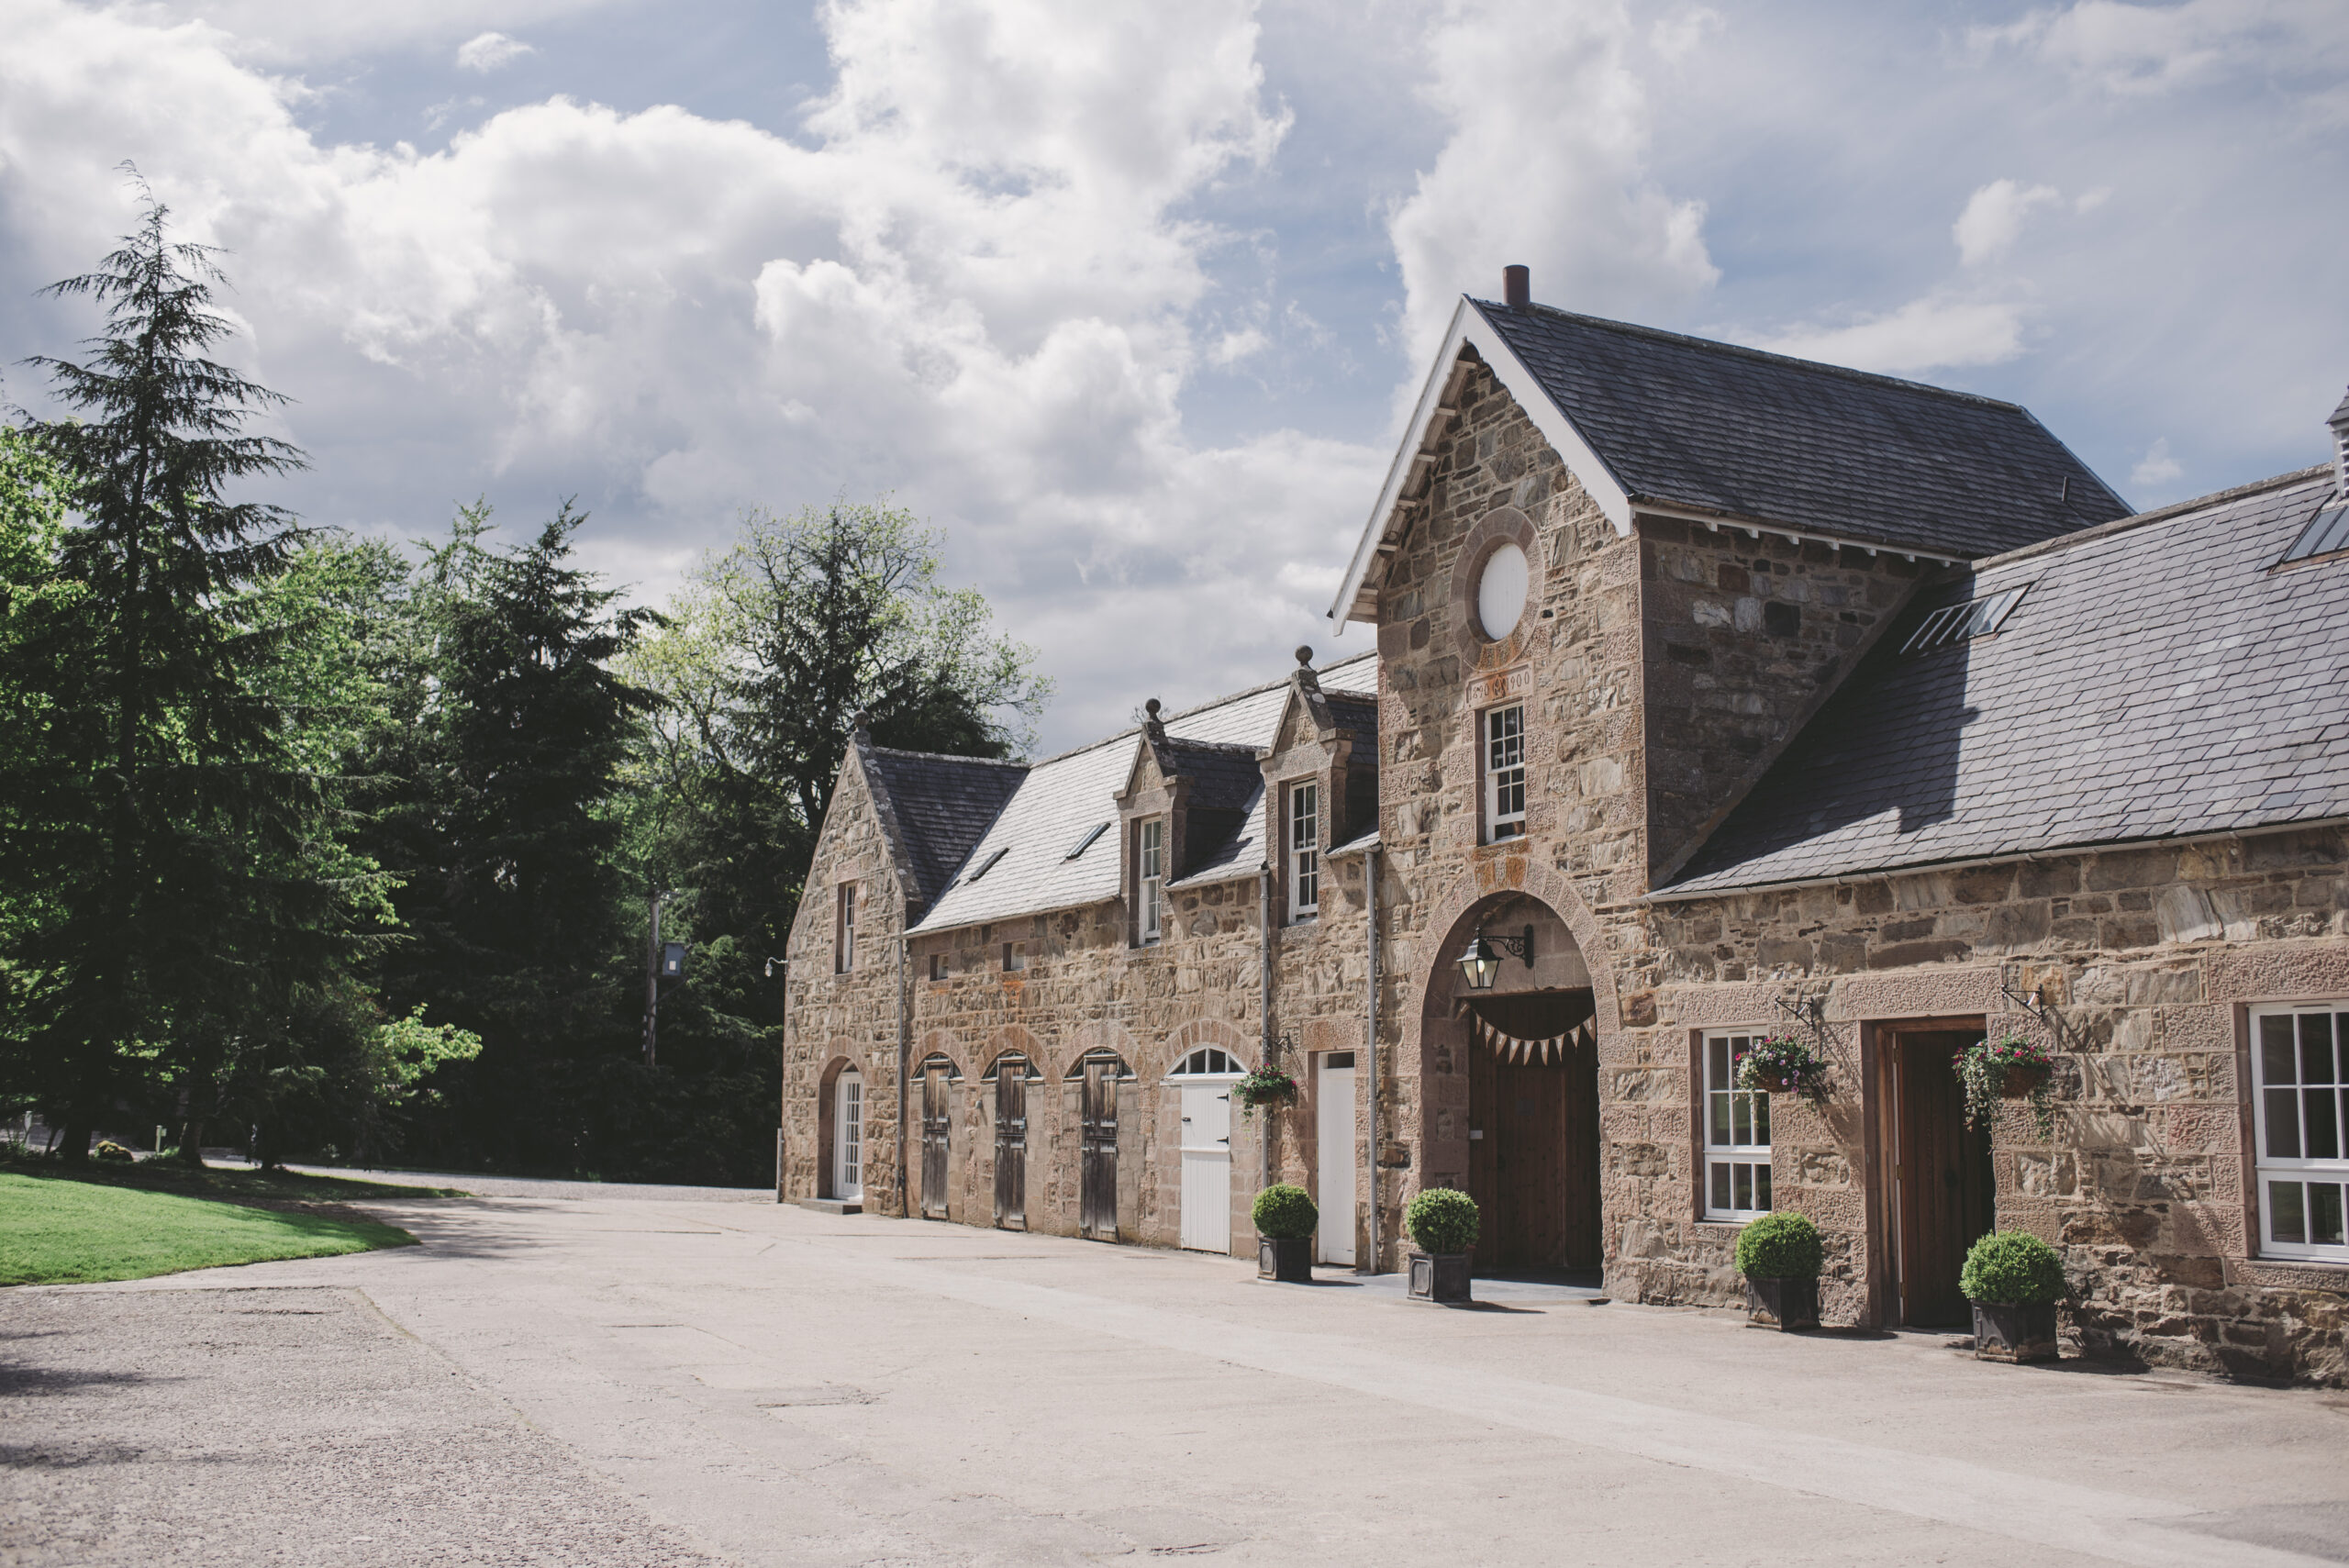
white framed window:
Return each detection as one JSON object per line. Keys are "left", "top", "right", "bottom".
{"left": 2253, "top": 1002, "right": 2349, "bottom": 1261}
{"left": 1485, "top": 704, "right": 1526, "bottom": 842}
{"left": 1702, "top": 1031, "right": 1773, "bottom": 1221}
{"left": 834, "top": 883, "right": 856, "bottom": 973}
{"left": 834, "top": 1068, "right": 863, "bottom": 1198}
{"left": 1137, "top": 818, "right": 1163, "bottom": 944}
{"left": 1288, "top": 781, "right": 1319, "bottom": 921}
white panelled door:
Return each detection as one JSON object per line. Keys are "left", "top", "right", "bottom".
{"left": 1178, "top": 1082, "right": 1233, "bottom": 1253}
{"left": 1317, "top": 1055, "right": 1356, "bottom": 1265}
{"left": 834, "top": 1069, "right": 863, "bottom": 1201}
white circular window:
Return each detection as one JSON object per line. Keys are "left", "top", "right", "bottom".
{"left": 1475, "top": 541, "right": 1530, "bottom": 640}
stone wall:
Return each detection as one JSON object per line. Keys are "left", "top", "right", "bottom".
{"left": 1627, "top": 827, "right": 2349, "bottom": 1383}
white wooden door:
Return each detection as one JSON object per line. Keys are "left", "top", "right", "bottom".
{"left": 1317, "top": 1056, "right": 1356, "bottom": 1265}
{"left": 834, "top": 1069, "right": 863, "bottom": 1200}
{"left": 1178, "top": 1082, "right": 1232, "bottom": 1252}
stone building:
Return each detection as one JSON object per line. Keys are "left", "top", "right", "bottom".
{"left": 782, "top": 273, "right": 2349, "bottom": 1384}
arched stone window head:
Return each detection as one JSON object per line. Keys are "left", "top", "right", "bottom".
{"left": 1457, "top": 925, "right": 1533, "bottom": 991}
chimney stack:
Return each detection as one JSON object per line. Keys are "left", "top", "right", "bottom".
{"left": 1503, "top": 264, "right": 1530, "bottom": 309}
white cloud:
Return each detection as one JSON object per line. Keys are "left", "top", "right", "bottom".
{"left": 1749, "top": 297, "right": 2028, "bottom": 376}
{"left": 1954, "top": 179, "right": 2062, "bottom": 267}
{"left": 1649, "top": 6, "right": 1723, "bottom": 63}
{"left": 2131, "top": 436, "right": 2185, "bottom": 488}
{"left": 0, "top": 0, "right": 1374, "bottom": 751}
{"left": 1975, "top": 0, "right": 2349, "bottom": 97}
{"left": 1386, "top": 0, "right": 1719, "bottom": 373}
{"left": 107, "top": 1, "right": 617, "bottom": 65}
{"left": 455, "top": 31, "right": 535, "bottom": 73}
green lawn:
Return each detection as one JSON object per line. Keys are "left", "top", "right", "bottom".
{"left": 0, "top": 1169, "right": 419, "bottom": 1285}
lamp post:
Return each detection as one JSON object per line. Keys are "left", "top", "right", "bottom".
{"left": 1456, "top": 925, "right": 1534, "bottom": 991}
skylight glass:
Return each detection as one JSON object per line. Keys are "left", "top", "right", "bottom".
{"left": 964, "top": 846, "right": 1009, "bottom": 882}
{"left": 1064, "top": 821, "right": 1109, "bottom": 860}
{"left": 1903, "top": 585, "right": 2030, "bottom": 655}
{"left": 2278, "top": 501, "right": 2349, "bottom": 567}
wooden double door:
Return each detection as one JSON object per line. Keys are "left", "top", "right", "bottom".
{"left": 1466, "top": 1038, "right": 1600, "bottom": 1272}
{"left": 1079, "top": 1062, "right": 1119, "bottom": 1242}
{"left": 994, "top": 1071, "right": 1026, "bottom": 1229}
{"left": 1883, "top": 1028, "right": 1997, "bottom": 1326}
{"left": 919, "top": 1071, "right": 952, "bottom": 1219}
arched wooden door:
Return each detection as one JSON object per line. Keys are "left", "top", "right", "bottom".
{"left": 1080, "top": 1060, "right": 1119, "bottom": 1241}
{"left": 993, "top": 1065, "right": 1027, "bottom": 1229}
{"left": 920, "top": 1066, "right": 952, "bottom": 1220}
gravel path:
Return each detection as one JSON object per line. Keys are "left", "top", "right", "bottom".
{"left": 0, "top": 1285, "right": 721, "bottom": 1567}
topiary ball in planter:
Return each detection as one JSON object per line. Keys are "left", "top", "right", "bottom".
{"left": 1962, "top": 1230, "right": 2066, "bottom": 1364}
{"left": 1734, "top": 1211, "right": 1823, "bottom": 1280}
{"left": 1405, "top": 1187, "right": 1480, "bottom": 1254}
{"left": 1252, "top": 1184, "right": 1318, "bottom": 1241}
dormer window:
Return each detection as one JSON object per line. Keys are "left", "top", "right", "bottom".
{"left": 1485, "top": 704, "right": 1526, "bottom": 842}
{"left": 1288, "top": 781, "right": 1319, "bottom": 922}
{"left": 1137, "top": 817, "right": 1163, "bottom": 945}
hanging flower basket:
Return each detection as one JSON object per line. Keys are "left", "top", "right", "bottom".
{"left": 1231, "top": 1067, "right": 1298, "bottom": 1119}
{"left": 1734, "top": 1034, "right": 1825, "bottom": 1095}
{"left": 1956, "top": 1036, "right": 2056, "bottom": 1136}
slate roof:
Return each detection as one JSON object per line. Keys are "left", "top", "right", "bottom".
{"left": 1663, "top": 466, "right": 2349, "bottom": 895}
{"left": 907, "top": 653, "right": 1376, "bottom": 933}
{"left": 861, "top": 745, "right": 1030, "bottom": 911}
{"left": 1472, "top": 299, "right": 2133, "bottom": 559}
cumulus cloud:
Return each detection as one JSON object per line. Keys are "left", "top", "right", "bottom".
{"left": 1751, "top": 297, "right": 2028, "bottom": 376}
{"left": 108, "top": 1, "right": 616, "bottom": 65}
{"left": 0, "top": 0, "right": 1373, "bottom": 751}
{"left": 1954, "top": 179, "right": 2062, "bottom": 266}
{"left": 455, "top": 31, "right": 535, "bottom": 72}
{"left": 1648, "top": 6, "right": 1723, "bottom": 63}
{"left": 1386, "top": 0, "right": 1719, "bottom": 372}
{"left": 1974, "top": 0, "right": 2349, "bottom": 97}
{"left": 2131, "top": 436, "right": 2185, "bottom": 488}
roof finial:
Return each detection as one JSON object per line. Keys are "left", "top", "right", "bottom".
{"left": 1294, "top": 645, "right": 1314, "bottom": 668}
{"left": 852, "top": 709, "right": 872, "bottom": 737}
{"left": 1142, "top": 697, "right": 1164, "bottom": 743}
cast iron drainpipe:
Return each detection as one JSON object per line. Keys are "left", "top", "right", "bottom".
{"left": 896, "top": 929, "right": 911, "bottom": 1218}
{"left": 1364, "top": 842, "right": 1380, "bottom": 1273}
{"left": 1259, "top": 863, "right": 1275, "bottom": 1194}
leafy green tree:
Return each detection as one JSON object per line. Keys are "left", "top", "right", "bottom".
{"left": 362, "top": 502, "right": 660, "bottom": 1171}
{"left": 2, "top": 195, "right": 336, "bottom": 1162}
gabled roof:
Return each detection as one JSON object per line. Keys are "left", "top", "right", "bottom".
{"left": 1330, "top": 296, "right": 2130, "bottom": 624}
{"left": 1661, "top": 465, "right": 2349, "bottom": 897}
{"left": 862, "top": 746, "right": 1030, "bottom": 910}
{"left": 907, "top": 653, "right": 1376, "bottom": 934}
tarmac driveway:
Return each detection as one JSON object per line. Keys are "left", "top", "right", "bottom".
{"left": 5, "top": 1174, "right": 2347, "bottom": 1567}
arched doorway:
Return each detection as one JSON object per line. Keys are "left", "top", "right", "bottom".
{"left": 1167, "top": 1045, "right": 1247, "bottom": 1253}
{"left": 1424, "top": 891, "right": 1602, "bottom": 1274}
{"left": 832, "top": 1065, "right": 865, "bottom": 1202}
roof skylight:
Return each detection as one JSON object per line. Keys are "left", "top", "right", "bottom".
{"left": 1064, "top": 821, "right": 1109, "bottom": 861}
{"left": 2278, "top": 500, "right": 2349, "bottom": 567}
{"left": 1903, "top": 585, "right": 2030, "bottom": 655}
{"left": 964, "top": 846, "right": 1009, "bottom": 882}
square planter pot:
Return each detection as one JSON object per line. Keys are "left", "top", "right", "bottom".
{"left": 1744, "top": 1275, "right": 1819, "bottom": 1330}
{"left": 1972, "top": 1301, "right": 2059, "bottom": 1363}
{"left": 1257, "top": 1236, "right": 1313, "bottom": 1284}
{"left": 1407, "top": 1251, "right": 1474, "bottom": 1306}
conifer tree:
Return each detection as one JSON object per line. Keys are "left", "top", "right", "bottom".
{"left": 4, "top": 189, "right": 317, "bottom": 1160}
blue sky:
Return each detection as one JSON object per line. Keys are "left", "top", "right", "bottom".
{"left": 3, "top": 0, "right": 2343, "bottom": 752}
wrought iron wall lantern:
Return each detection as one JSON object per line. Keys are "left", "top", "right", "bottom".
{"left": 1456, "top": 926, "right": 1534, "bottom": 991}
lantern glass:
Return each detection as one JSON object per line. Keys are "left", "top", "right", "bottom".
{"left": 1458, "top": 934, "right": 1501, "bottom": 991}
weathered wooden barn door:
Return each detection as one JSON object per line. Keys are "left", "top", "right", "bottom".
{"left": 1464, "top": 992, "right": 1599, "bottom": 1272}
{"left": 920, "top": 1069, "right": 951, "bottom": 1220}
{"left": 994, "top": 1068, "right": 1027, "bottom": 1229}
{"left": 1889, "top": 1027, "right": 1994, "bottom": 1325}
{"left": 1080, "top": 1062, "right": 1119, "bottom": 1241}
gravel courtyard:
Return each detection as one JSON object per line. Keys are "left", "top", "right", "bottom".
{"left": 5, "top": 1176, "right": 2347, "bottom": 1567}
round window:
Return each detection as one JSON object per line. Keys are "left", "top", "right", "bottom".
{"left": 1475, "top": 541, "right": 1530, "bottom": 640}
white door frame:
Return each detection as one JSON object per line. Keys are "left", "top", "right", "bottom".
{"left": 1175, "top": 1076, "right": 1238, "bottom": 1253}
{"left": 1316, "top": 1052, "right": 1357, "bottom": 1265}
{"left": 833, "top": 1067, "right": 864, "bottom": 1201}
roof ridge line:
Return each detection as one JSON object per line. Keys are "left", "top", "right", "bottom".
{"left": 1481, "top": 298, "right": 2033, "bottom": 413}
{"left": 1975, "top": 463, "right": 2332, "bottom": 570}
{"left": 863, "top": 744, "right": 1032, "bottom": 769}
{"left": 1017, "top": 649, "right": 1378, "bottom": 769}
